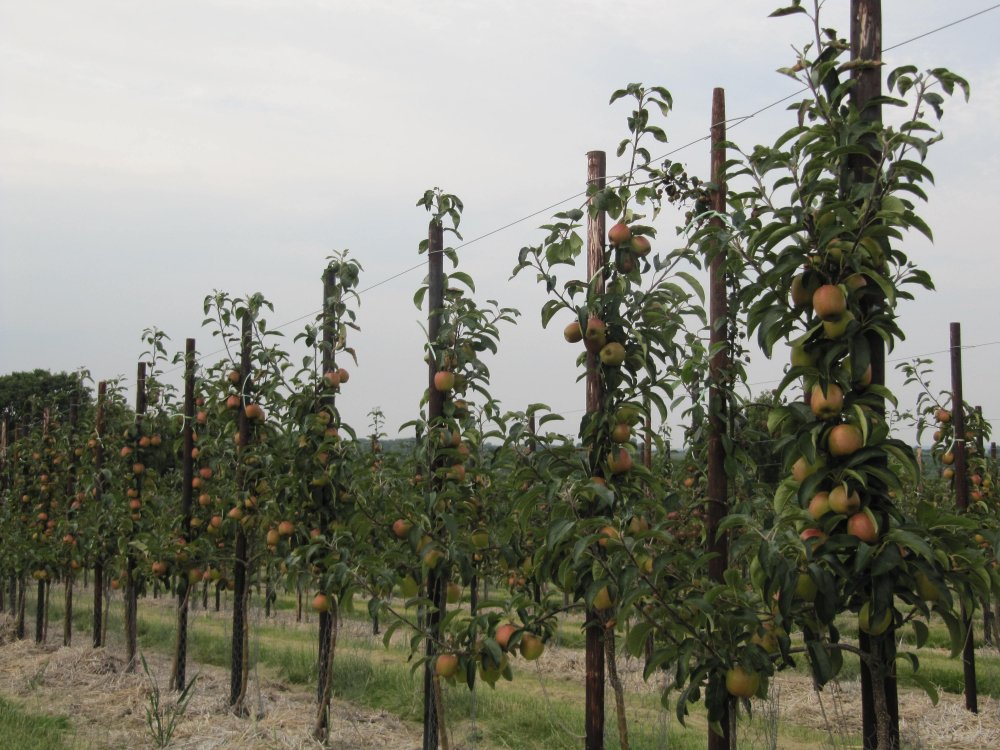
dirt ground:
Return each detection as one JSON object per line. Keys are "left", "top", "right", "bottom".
{"left": 2, "top": 609, "right": 1000, "bottom": 749}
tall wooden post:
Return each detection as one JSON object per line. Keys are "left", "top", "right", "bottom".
{"left": 585, "top": 149, "right": 607, "bottom": 750}
{"left": 950, "top": 322, "right": 978, "bottom": 713}
{"left": 315, "top": 267, "right": 338, "bottom": 740}
{"left": 230, "top": 316, "right": 252, "bottom": 711}
{"left": 422, "top": 219, "right": 447, "bottom": 750}
{"left": 125, "top": 363, "right": 146, "bottom": 672}
{"left": 63, "top": 399, "right": 79, "bottom": 647}
{"left": 172, "top": 338, "right": 196, "bottom": 691}
{"left": 93, "top": 381, "right": 106, "bottom": 648}
{"left": 849, "top": 2, "right": 900, "bottom": 746}
{"left": 706, "top": 87, "right": 732, "bottom": 750}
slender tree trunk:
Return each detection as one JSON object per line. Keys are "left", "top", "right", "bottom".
{"left": 63, "top": 577, "right": 73, "bottom": 647}
{"left": 34, "top": 579, "right": 45, "bottom": 644}
{"left": 605, "top": 627, "right": 630, "bottom": 750}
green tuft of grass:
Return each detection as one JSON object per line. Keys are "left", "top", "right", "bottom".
{"left": 0, "top": 697, "right": 72, "bottom": 750}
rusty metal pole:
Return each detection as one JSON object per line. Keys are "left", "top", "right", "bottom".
{"left": 422, "top": 219, "right": 447, "bottom": 750}
{"left": 950, "top": 322, "right": 978, "bottom": 713}
{"left": 706, "top": 87, "right": 733, "bottom": 750}
{"left": 585, "top": 149, "right": 607, "bottom": 750}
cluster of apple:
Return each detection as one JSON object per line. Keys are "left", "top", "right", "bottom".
{"left": 929, "top": 406, "right": 994, "bottom": 502}
{"left": 433, "top": 620, "right": 546, "bottom": 684}
{"left": 782, "top": 238, "right": 894, "bottom": 628}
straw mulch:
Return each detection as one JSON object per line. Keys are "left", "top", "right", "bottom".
{"left": 0, "top": 619, "right": 420, "bottom": 750}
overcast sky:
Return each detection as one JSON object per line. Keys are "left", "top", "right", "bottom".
{"left": 3, "top": 1, "right": 1000, "bottom": 447}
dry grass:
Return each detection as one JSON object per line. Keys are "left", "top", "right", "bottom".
{"left": 0, "top": 634, "right": 420, "bottom": 750}
{"left": 2, "top": 604, "right": 1000, "bottom": 749}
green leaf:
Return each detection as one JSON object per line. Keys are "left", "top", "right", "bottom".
{"left": 626, "top": 621, "right": 654, "bottom": 658}
{"left": 769, "top": 5, "right": 807, "bottom": 17}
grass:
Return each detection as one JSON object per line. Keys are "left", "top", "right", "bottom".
{"left": 0, "top": 696, "right": 72, "bottom": 750}
{"left": 16, "top": 584, "right": 1000, "bottom": 749}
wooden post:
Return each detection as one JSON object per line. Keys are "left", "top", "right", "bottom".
{"left": 93, "top": 381, "right": 106, "bottom": 648}
{"left": 422, "top": 219, "right": 447, "bottom": 750}
{"left": 849, "top": 2, "right": 900, "bottom": 746}
{"left": 315, "top": 266, "right": 338, "bottom": 740}
{"left": 585, "top": 149, "right": 607, "bottom": 750}
{"left": 125, "top": 363, "right": 146, "bottom": 672}
{"left": 974, "top": 406, "right": 997, "bottom": 646}
{"left": 950, "top": 323, "right": 978, "bottom": 712}
{"left": 172, "top": 338, "right": 196, "bottom": 691}
{"left": 63, "top": 399, "right": 79, "bottom": 647}
{"left": 706, "top": 87, "right": 732, "bottom": 750}
{"left": 230, "top": 316, "right": 252, "bottom": 710}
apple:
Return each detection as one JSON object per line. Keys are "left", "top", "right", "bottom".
{"left": 471, "top": 529, "right": 489, "bottom": 548}
{"left": 792, "top": 455, "right": 823, "bottom": 483}
{"left": 598, "top": 526, "right": 621, "bottom": 547}
{"left": 935, "top": 408, "right": 952, "bottom": 424}
{"left": 227, "top": 369, "right": 241, "bottom": 385}
{"left": 607, "top": 448, "right": 633, "bottom": 475}
{"left": 495, "top": 623, "right": 517, "bottom": 650}
{"left": 847, "top": 509, "right": 878, "bottom": 543}
{"left": 226, "top": 394, "right": 241, "bottom": 410}
{"left": 447, "top": 583, "right": 462, "bottom": 603}
{"left": 608, "top": 222, "right": 632, "bottom": 247}
{"left": 278, "top": 520, "right": 295, "bottom": 536}
{"left": 859, "top": 602, "right": 892, "bottom": 636}
{"left": 800, "top": 527, "right": 827, "bottom": 547}
{"left": 795, "top": 572, "right": 818, "bottom": 601}
{"left": 822, "top": 312, "right": 855, "bottom": 339}
{"left": 751, "top": 623, "right": 782, "bottom": 655}
{"left": 584, "top": 318, "right": 607, "bottom": 353}
{"left": 392, "top": 518, "right": 412, "bottom": 539}
{"left": 807, "top": 491, "right": 831, "bottom": 520}
{"left": 312, "top": 593, "right": 331, "bottom": 613}
{"left": 828, "top": 424, "right": 863, "bottom": 457}
{"left": 323, "top": 370, "right": 341, "bottom": 388}
{"left": 611, "top": 423, "right": 631, "bottom": 443}
{"left": 914, "top": 571, "right": 942, "bottom": 602}
{"left": 790, "top": 273, "right": 818, "bottom": 307}
{"left": 434, "top": 370, "right": 455, "bottom": 393}
{"left": 423, "top": 548, "right": 444, "bottom": 569}
{"left": 592, "top": 586, "right": 613, "bottom": 611}
{"left": 199, "top": 466, "right": 213, "bottom": 480}
{"left": 435, "top": 653, "right": 459, "bottom": 679}
{"left": 266, "top": 529, "right": 280, "bottom": 546}
{"left": 400, "top": 575, "right": 419, "bottom": 598}
{"left": 245, "top": 403, "right": 265, "bottom": 422}
{"left": 628, "top": 516, "right": 650, "bottom": 535}
{"left": 811, "top": 383, "right": 844, "bottom": 419}
{"left": 630, "top": 235, "right": 651, "bottom": 257}
{"left": 151, "top": 561, "right": 169, "bottom": 578}
{"left": 599, "top": 342, "right": 626, "bottom": 366}
{"left": 564, "top": 321, "right": 583, "bottom": 343}
{"left": 337, "top": 368, "right": 350, "bottom": 384}
{"left": 812, "top": 284, "right": 847, "bottom": 320}
{"left": 828, "top": 484, "right": 861, "bottom": 515}
{"left": 941, "top": 451, "right": 955, "bottom": 466}
{"left": 725, "top": 665, "right": 760, "bottom": 699}
{"left": 520, "top": 633, "right": 545, "bottom": 660}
